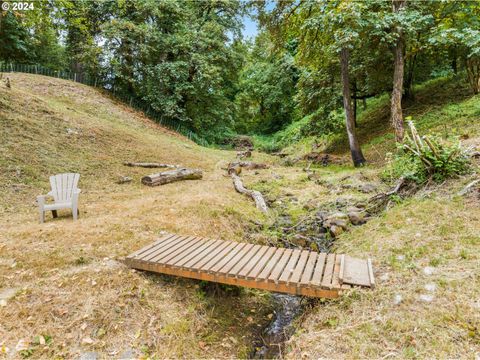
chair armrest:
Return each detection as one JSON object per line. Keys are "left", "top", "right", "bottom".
{"left": 36, "top": 195, "right": 46, "bottom": 206}
{"left": 74, "top": 189, "right": 81, "bottom": 194}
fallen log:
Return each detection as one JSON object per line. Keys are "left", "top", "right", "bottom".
{"left": 124, "top": 162, "right": 179, "bottom": 169}
{"left": 237, "top": 150, "right": 252, "bottom": 159}
{"left": 142, "top": 168, "right": 203, "bottom": 186}
{"left": 228, "top": 161, "right": 269, "bottom": 171}
{"left": 229, "top": 169, "right": 268, "bottom": 214}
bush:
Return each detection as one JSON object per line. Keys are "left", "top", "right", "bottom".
{"left": 384, "top": 120, "right": 471, "bottom": 184}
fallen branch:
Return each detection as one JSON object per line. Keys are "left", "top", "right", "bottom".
{"left": 457, "top": 179, "right": 480, "bottom": 196}
{"left": 386, "top": 176, "right": 406, "bottom": 196}
{"left": 230, "top": 172, "right": 268, "bottom": 213}
{"left": 124, "top": 162, "right": 179, "bottom": 169}
{"left": 142, "top": 168, "right": 203, "bottom": 186}
{"left": 366, "top": 177, "right": 413, "bottom": 214}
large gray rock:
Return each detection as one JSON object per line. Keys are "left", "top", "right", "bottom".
{"left": 329, "top": 225, "right": 344, "bottom": 238}
{"left": 348, "top": 211, "right": 366, "bottom": 225}
{"left": 292, "top": 234, "right": 309, "bottom": 247}
{"left": 324, "top": 218, "right": 349, "bottom": 230}
{"left": 357, "top": 183, "right": 378, "bottom": 193}
{"left": 328, "top": 211, "right": 348, "bottom": 220}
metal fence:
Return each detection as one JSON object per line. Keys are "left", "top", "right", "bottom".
{"left": 0, "top": 63, "right": 209, "bottom": 147}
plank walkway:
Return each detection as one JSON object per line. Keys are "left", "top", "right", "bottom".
{"left": 124, "top": 233, "right": 375, "bottom": 298}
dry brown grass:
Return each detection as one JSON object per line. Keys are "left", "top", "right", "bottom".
{"left": 286, "top": 190, "right": 480, "bottom": 358}
{"left": 0, "top": 74, "right": 275, "bottom": 358}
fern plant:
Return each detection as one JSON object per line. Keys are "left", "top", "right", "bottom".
{"left": 385, "top": 120, "right": 471, "bottom": 184}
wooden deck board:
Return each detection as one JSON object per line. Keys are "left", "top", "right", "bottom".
{"left": 299, "top": 252, "right": 318, "bottom": 285}
{"left": 173, "top": 238, "right": 216, "bottom": 268}
{"left": 321, "top": 253, "right": 336, "bottom": 289}
{"left": 139, "top": 235, "right": 188, "bottom": 262}
{"left": 150, "top": 236, "right": 198, "bottom": 263}
{"left": 183, "top": 239, "right": 223, "bottom": 269}
{"left": 133, "top": 234, "right": 181, "bottom": 261}
{"left": 192, "top": 241, "right": 233, "bottom": 270}
{"left": 246, "top": 247, "right": 277, "bottom": 280}
{"left": 290, "top": 250, "right": 310, "bottom": 284}
{"left": 165, "top": 237, "right": 208, "bottom": 267}
{"left": 310, "top": 253, "right": 327, "bottom": 287}
{"left": 201, "top": 242, "right": 240, "bottom": 271}
{"left": 125, "top": 233, "right": 375, "bottom": 298}
{"left": 217, "top": 244, "right": 254, "bottom": 274}
{"left": 278, "top": 249, "right": 301, "bottom": 284}
{"left": 127, "top": 233, "right": 174, "bottom": 259}
{"left": 256, "top": 248, "right": 285, "bottom": 281}
{"left": 237, "top": 246, "right": 270, "bottom": 278}
{"left": 268, "top": 249, "right": 293, "bottom": 283}
{"left": 228, "top": 244, "right": 261, "bottom": 276}
{"left": 210, "top": 242, "right": 248, "bottom": 273}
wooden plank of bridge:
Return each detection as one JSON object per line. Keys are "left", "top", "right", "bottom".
{"left": 125, "top": 233, "right": 375, "bottom": 298}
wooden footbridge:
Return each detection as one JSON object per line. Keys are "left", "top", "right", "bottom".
{"left": 125, "top": 233, "right": 375, "bottom": 298}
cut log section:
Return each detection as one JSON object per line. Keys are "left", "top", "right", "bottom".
{"left": 124, "top": 162, "right": 179, "bottom": 169}
{"left": 142, "top": 168, "right": 203, "bottom": 186}
{"left": 230, "top": 172, "right": 268, "bottom": 213}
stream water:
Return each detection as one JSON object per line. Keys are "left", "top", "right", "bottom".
{"left": 250, "top": 293, "right": 305, "bottom": 358}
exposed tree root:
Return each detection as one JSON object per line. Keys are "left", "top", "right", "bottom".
{"left": 228, "top": 166, "right": 268, "bottom": 213}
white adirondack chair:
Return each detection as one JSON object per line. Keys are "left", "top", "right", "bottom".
{"left": 37, "top": 173, "right": 81, "bottom": 223}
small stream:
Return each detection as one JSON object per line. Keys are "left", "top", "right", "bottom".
{"left": 250, "top": 293, "right": 306, "bottom": 358}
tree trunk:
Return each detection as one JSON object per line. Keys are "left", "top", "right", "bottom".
{"left": 340, "top": 48, "right": 366, "bottom": 167}
{"left": 391, "top": 0, "right": 406, "bottom": 143}
{"left": 141, "top": 168, "right": 203, "bottom": 186}
{"left": 466, "top": 57, "right": 480, "bottom": 94}
{"left": 353, "top": 81, "right": 358, "bottom": 127}
{"left": 404, "top": 53, "right": 417, "bottom": 100}
{"left": 362, "top": 98, "right": 367, "bottom": 110}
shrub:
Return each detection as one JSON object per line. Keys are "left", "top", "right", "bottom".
{"left": 384, "top": 120, "right": 471, "bottom": 184}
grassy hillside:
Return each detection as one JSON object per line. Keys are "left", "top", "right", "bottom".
{"left": 255, "top": 75, "right": 480, "bottom": 164}
{"left": 0, "top": 73, "right": 276, "bottom": 358}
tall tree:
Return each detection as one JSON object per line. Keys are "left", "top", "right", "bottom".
{"left": 0, "top": 6, "right": 32, "bottom": 63}
{"left": 340, "top": 47, "right": 365, "bottom": 166}
{"left": 259, "top": 0, "right": 368, "bottom": 166}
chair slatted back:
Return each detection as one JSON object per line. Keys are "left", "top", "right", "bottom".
{"left": 49, "top": 173, "right": 80, "bottom": 203}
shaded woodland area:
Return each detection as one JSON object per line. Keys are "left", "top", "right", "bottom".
{"left": 0, "top": 0, "right": 479, "bottom": 162}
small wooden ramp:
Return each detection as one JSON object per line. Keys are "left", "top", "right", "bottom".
{"left": 125, "top": 233, "right": 375, "bottom": 298}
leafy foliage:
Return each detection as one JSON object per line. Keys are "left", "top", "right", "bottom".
{"left": 384, "top": 120, "right": 471, "bottom": 184}
{"left": 234, "top": 33, "right": 298, "bottom": 134}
